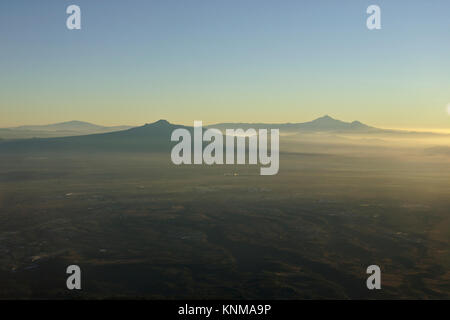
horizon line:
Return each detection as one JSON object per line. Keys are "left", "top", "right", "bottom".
{"left": 2, "top": 116, "right": 450, "bottom": 135}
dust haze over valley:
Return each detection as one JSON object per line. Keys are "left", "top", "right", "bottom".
{"left": 0, "top": 116, "right": 449, "bottom": 299}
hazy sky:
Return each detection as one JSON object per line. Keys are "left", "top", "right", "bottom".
{"left": 1, "top": 0, "right": 449, "bottom": 129}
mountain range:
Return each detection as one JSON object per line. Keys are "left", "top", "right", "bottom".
{"left": 0, "top": 121, "right": 132, "bottom": 140}
{"left": 206, "top": 115, "right": 378, "bottom": 132}
{"left": 0, "top": 116, "right": 446, "bottom": 153}
{"left": 0, "top": 115, "right": 377, "bottom": 140}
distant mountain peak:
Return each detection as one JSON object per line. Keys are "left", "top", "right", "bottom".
{"left": 310, "top": 115, "right": 342, "bottom": 123}
{"left": 147, "top": 119, "right": 171, "bottom": 126}
{"left": 294, "top": 115, "right": 375, "bottom": 132}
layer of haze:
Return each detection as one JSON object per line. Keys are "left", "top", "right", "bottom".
{"left": 1, "top": 0, "right": 449, "bottom": 129}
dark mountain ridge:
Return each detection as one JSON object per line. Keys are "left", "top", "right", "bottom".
{"left": 0, "top": 120, "right": 186, "bottom": 153}
{"left": 0, "top": 116, "right": 447, "bottom": 153}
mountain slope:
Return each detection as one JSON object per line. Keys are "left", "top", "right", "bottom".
{"left": 0, "top": 120, "right": 185, "bottom": 153}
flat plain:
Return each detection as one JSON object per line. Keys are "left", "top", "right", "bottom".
{"left": 0, "top": 140, "right": 449, "bottom": 299}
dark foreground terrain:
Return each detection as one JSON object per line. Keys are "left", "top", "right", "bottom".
{"left": 0, "top": 146, "right": 449, "bottom": 299}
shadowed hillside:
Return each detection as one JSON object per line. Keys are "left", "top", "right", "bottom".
{"left": 0, "top": 120, "right": 185, "bottom": 153}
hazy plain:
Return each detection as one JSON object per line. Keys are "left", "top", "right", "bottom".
{"left": 0, "top": 133, "right": 449, "bottom": 299}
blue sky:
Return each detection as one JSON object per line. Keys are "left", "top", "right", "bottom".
{"left": 1, "top": 0, "right": 449, "bottom": 129}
